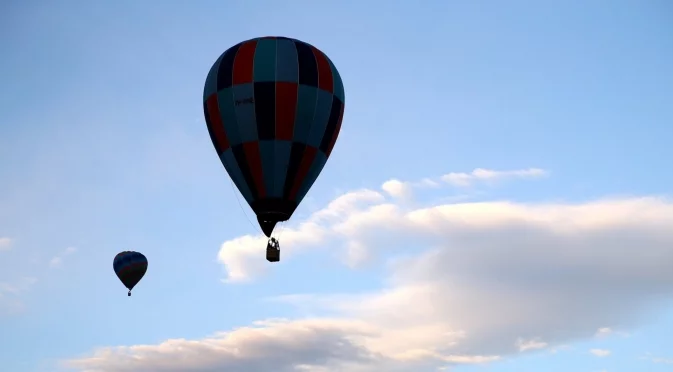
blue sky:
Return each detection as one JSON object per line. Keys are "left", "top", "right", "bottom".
{"left": 1, "top": 1, "right": 672, "bottom": 371}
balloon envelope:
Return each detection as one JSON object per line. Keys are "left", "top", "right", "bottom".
{"left": 203, "top": 36, "right": 345, "bottom": 236}
{"left": 113, "top": 251, "right": 148, "bottom": 291}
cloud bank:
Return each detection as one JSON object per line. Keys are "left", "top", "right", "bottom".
{"left": 64, "top": 169, "right": 673, "bottom": 372}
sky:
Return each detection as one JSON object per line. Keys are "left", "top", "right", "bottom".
{"left": 1, "top": 0, "right": 672, "bottom": 371}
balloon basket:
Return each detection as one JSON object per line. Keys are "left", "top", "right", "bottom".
{"left": 266, "top": 246, "right": 280, "bottom": 262}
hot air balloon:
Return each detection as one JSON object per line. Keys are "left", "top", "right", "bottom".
{"left": 203, "top": 36, "right": 345, "bottom": 261}
{"left": 113, "top": 251, "right": 148, "bottom": 296}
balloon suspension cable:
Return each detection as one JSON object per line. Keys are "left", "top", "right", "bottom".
{"left": 229, "top": 179, "right": 263, "bottom": 235}
{"left": 279, "top": 221, "right": 287, "bottom": 240}
{"left": 273, "top": 221, "right": 287, "bottom": 242}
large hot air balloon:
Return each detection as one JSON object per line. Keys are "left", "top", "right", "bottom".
{"left": 203, "top": 36, "right": 345, "bottom": 246}
{"left": 113, "top": 251, "right": 148, "bottom": 296}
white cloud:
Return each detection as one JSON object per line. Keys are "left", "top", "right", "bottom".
{"left": 595, "top": 327, "right": 613, "bottom": 337}
{"left": 379, "top": 168, "right": 548, "bottom": 203}
{"left": 642, "top": 353, "right": 673, "bottom": 364}
{"left": 64, "top": 318, "right": 492, "bottom": 372}
{"left": 49, "top": 246, "right": 77, "bottom": 268}
{"left": 0, "top": 277, "right": 37, "bottom": 315}
{"left": 381, "top": 176, "right": 445, "bottom": 201}
{"left": 217, "top": 190, "right": 386, "bottom": 281}
{"left": 549, "top": 345, "right": 572, "bottom": 354}
{"left": 440, "top": 168, "right": 547, "bottom": 187}
{"left": 590, "top": 349, "right": 611, "bottom": 357}
{"left": 594, "top": 327, "right": 629, "bottom": 339}
{"left": 382, "top": 179, "right": 414, "bottom": 201}
{"left": 49, "top": 258, "right": 62, "bottom": 267}
{"left": 516, "top": 338, "right": 548, "bottom": 352}
{"left": 417, "top": 178, "right": 441, "bottom": 188}
{"left": 368, "top": 168, "right": 548, "bottom": 209}
{"left": 0, "top": 277, "right": 37, "bottom": 294}
{"left": 0, "top": 237, "right": 12, "bottom": 251}
{"left": 218, "top": 169, "right": 549, "bottom": 280}
{"left": 66, "top": 172, "right": 673, "bottom": 372}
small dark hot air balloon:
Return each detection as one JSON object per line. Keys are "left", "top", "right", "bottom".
{"left": 113, "top": 251, "right": 148, "bottom": 296}
{"left": 203, "top": 36, "right": 345, "bottom": 262}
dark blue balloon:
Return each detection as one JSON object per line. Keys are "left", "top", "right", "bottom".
{"left": 113, "top": 251, "right": 148, "bottom": 296}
